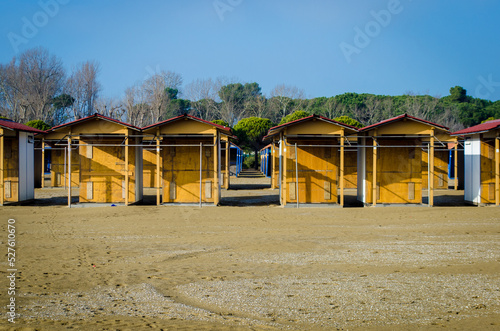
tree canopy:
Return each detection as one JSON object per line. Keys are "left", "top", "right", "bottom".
{"left": 334, "top": 116, "right": 363, "bottom": 128}
{"left": 233, "top": 117, "right": 273, "bottom": 168}
{"left": 279, "top": 110, "right": 310, "bottom": 125}
{"left": 25, "top": 119, "right": 51, "bottom": 131}
{"left": 1, "top": 47, "right": 498, "bottom": 132}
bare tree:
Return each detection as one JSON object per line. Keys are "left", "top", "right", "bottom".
{"left": 0, "top": 60, "right": 24, "bottom": 121}
{"left": 183, "top": 77, "right": 220, "bottom": 120}
{"left": 122, "top": 70, "right": 182, "bottom": 126}
{"left": 66, "top": 60, "right": 101, "bottom": 119}
{"left": 245, "top": 95, "right": 268, "bottom": 118}
{"left": 0, "top": 47, "right": 65, "bottom": 123}
{"left": 95, "top": 96, "right": 124, "bottom": 120}
{"left": 403, "top": 92, "right": 440, "bottom": 122}
{"left": 269, "top": 83, "right": 305, "bottom": 121}
{"left": 324, "top": 96, "right": 342, "bottom": 119}
{"left": 363, "top": 94, "right": 384, "bottom": 125}
{"left": 124, "top": 85, "right": 148, "bottom": 127}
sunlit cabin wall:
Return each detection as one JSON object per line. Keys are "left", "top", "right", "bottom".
{"left": 479, "top": 134, "right": 498, "bottom": 204}
{"left": 3, "top": 136, "right": 19, "bottom": 202}
{"left": 422, "top": 149, "right": 449, "bottom": 189}
{"left": 284, "top": 139, "right": 339, "bottom": 204}
{"left": 344, "top": 149, "right": 357, "bottom": 189}
{"left": 142, "top": 148, "right": 156, "bottom": 188}
{"left": 364, "top": 139, "right": 423, "bottom": 204}
{"left": 161, "top": 138, "right": 215, "bottom": 204}
{"left": 78, "top": 136, "right": 139, "bottom": 204}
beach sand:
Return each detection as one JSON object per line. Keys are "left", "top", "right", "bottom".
{"left": 0, "top": 180, "right": 499, "bottom": 330}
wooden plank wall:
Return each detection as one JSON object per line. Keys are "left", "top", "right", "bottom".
{"left": 480, "top": 139, "right": 496, "bottom": 204}
{"left": 365, "top": 139, "right": 422, "bottom": 204}
{"left": 79, "top": 139, "right": 137, "bottom": 203}
{"left": 220, "top": 140, "right": 228, "bottom": 188}
{"left": 272, "top": 143, "right": 279, "bottom": 189}
{"left": 3, "top": 137, "right": 19, "bottom": 202}
{"left": 344, "top": 150, "right": 357, "bottom": 189}
{"left": 285, "top": 140, "right": 338, "bottom": 204}
{"left": 422, "top": 149, "right": 449, "bottom": 189}
{"left": 50, "top": 147, "right": 80, "bottom": 188}
{"left": 162, "top": 138, "right": 215, "bottom": 203}
{"left": 142, "top": 148, "right": 156, "bottom": 188}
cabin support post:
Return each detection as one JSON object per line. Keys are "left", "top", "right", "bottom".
{"left": 372, "top": 133, "right": 377, "bottom": 206}
{"left": 295, "top": 142, "right": 299, "bottom": 208}
{"left": 124, "top": 131, "right": 129, "bottom": 206}
{"left": 283, "top": 133, "right": 287, "bottom": 207}
{"left": 278, "top": 135, "right": 283, "bottom": 205}
{"left": 67, "top": 133, "right": 72, "bottom": 208}
{"left": 156, "top": 129, "right": 161, "bottom": 206}
{"left": 225, "top": 139, "right": 229, "bottom": 189}
{"left": 272, "top": 143, "right": 277, "bottom": 189}
{"left": 496, "top": 135, "right": 499, "bottom": 206}
{"left": 429, "top": 129, "right": 435, "bottom": 207}
{"left": 454, "top": 137, "right": 458, "bottom": 191}
{"left": 200, "top": 142, "right": 203, "bottom": 208}
{"left": 0, "top": 129, "right": 4, "bottom": 205}
{"left": 64, "top": 146, "right": 67, "bottom": 188}
{"left": 340, "top": 130, "right": 345, "bottom": 207}
{"left": 41, "top": 138, "right": 45, "bottom": 188}
{"left": 213, "top": 132, "right": 220, "bottom": 206}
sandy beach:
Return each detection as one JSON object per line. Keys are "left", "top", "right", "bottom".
{"left": 1, "top": 180, "right": 499, "bottom": 330}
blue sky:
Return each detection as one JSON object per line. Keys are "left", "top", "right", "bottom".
{"left": 1, "top": 0, "right": 500, "bottom": 101}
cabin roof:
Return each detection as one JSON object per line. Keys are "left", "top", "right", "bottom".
{"left": 265, "top": 114, "right": 359, "bottom": 139}
{"left": 0, "top": 119, "right": 46, "bottom": 134}
{"left": 359, "top": 114, "right": 449, "bottom": 133}
{"left": 48, "top": 113, "right": 141, "bottom": 132}
{"left": 451, "top": 119, "right": 500, "bottom": 136}
{"left": 142, "top": 114, "right": 232, "bottom": 135}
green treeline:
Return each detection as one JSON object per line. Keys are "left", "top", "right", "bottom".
{"left": 1, "top": 47, "right": 499, "bottom": 133}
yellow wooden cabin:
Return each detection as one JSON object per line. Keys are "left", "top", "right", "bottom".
{"left": 43, "top": 114, "right": 143, "bottom": 206}
{"left": 142, "top": 147, "right": 157, "bottom": 188}
{"left": 44, "top": 143, "right": 80, "bottom": 188}
{"left": 422, "top": 149, "right": 449, "bottom": 190}
{"left": 265, "top": 115, "right": 359, "bottom": 207}
{"left": 451, "top": 119, "right": 500, "bottom": 205}
{"left": 0, "top": 120, "right": 45, "bottom": 205}
{"left": 142, "top": 114, "right": 232, "bottom": 206}
{"left": 357, "top": 114, "right": 453, "bottom": 206}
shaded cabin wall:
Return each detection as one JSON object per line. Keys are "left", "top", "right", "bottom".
{"left": 50, "top": 147, "right": 80, "bottom": 187}
{"left": 422, "top": 149, "right": 449, "bottom": 189}
{"left": 364, "top": 139, "right": 422, "bottom": 204}
{"left": 162, "top": 139, "right": 215, "bottom": 204}
{"left": 344, "top": 149, "right": 357, "bottom": 189}
{"left": 34, "top": 145, "right": 42, "bottom": 188}
{"left": 272, "top": 143, "right": 279, "bottom": 189}
{"left": 3, "top": 137, "right": 19, "bottom": 202}
{"left": 79, "top": 138, "right": 138, "bottom": 203}
{"left": 480, "top": 139, "right": 496, "bottom": 204}
{"left": 220, "top": 140, "right": 228, "bottom": 187}
{"left": 285, "top": 139, "right": 339, "bottom": 204}
{"left": 229, "top": 147, "right": 240, "bottom": 177}
{"left": 142, "top": 148, "right": 156, "bottom": 188}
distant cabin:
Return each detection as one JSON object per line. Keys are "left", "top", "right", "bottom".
{"left": 451, "top": 119, "right": 500, "bottom": 205}
{"left": 357, "top": 114, "right": 454, "bottom": 206}
{"left": 0, "top": 120, "right": 45, "bottom": 205}
{"left": 264, "top": 115, "right": 359, "bottom": 207}
{"left": 142, "top": 114, "right": 232, "bottom": 206}
{"left": 43, "top": 114, "right": 143, "bottom": 206}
